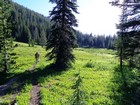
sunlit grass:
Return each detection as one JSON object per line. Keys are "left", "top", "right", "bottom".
{"left": 16, "top": 83, "right": 32, "bottom": 105}
{"left": 1, "top": 42, "right": 139, "bottom": 105}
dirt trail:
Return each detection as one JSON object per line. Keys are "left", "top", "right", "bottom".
{"left": 0, "top": 63, "right": 35, "bottom": 96}
{"left": 0, "top": 77, "right": 18, "bottom": 95}
{"left": 30, "top": 85, "right": 40, "bottom": 105}
{"left": 0, "top": 62, "right": 40, "bottom": 105}
{"left": 29, "top": 63, "right": 40, "bottom": 105}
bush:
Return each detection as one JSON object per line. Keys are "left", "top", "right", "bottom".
{"left": 84, "top": 60, "right": 94, "bottom": 68}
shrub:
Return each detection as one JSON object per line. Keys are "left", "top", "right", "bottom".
{"left": 84, "top": 60, "right": 94, "bottom": 68}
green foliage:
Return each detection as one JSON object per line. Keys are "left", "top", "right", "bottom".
{"left": 11, "top": 2, "right": 51, "bottom": 46}
{"left": 16, "top": 83, "right": 32, "bottom": 105}
{"left": 0, "top": 42, "right": 139, "bottom": 104}
{"left": 113, "top": 66, "right": 140, "bottom": 105}
{"left": 84, "top": 60, "right": 94, "bottom": 68}
{"left": 0, "top": 0, "right": 14, "bottom": 74}
{"left": 39, "top": 30, "right": 47, "bottom": 47}
{"left": 0, "top": 100, "right": 11, "bottom": 105}
{"left": 115, "top": 1, "right": 140, "bottom": 68}
{"left": 9, "top": 1, "right": 117, "bottom": 49}
{"left": 70, "top": 70, "right": 88, "bottom": 105}
{"left": 77, "top": 32, "right": 117, "bottom": 49}
{"left": 12, "top": 42, "right": 46, "bottom": 73}
{"left": 46, "top": 0, "right": 78, "bottom": 69}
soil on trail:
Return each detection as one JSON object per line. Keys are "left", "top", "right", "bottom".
{"left": 29, "top": 63, "right": 40, "bottom": 105}
{"left": 30, "top": 85, "right": 40, "bottom": 105}
{"left": 0, "top": 62, "right": 40, "bottom": 105}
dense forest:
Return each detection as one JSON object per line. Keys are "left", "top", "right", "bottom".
{"left": 11, "top": 2, "right": 51, "bottom": 46}
{"left": 76, "top": 31, "right": 117, "bottom": 49}
{"left": 11, "top": 1, "right": 116, "bottom": 49}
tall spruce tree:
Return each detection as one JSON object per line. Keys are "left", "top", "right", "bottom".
{"left": 46, "top": 0, "right": 78, "bottom": 69}
{"left": 39, "top": 30, "right": 47, "bottom": 47}
{"left": 121, "top": 1, "right": 140, "bottom": 68}
{"left": 118, "top": 0, "right": 128, "bottom": 71}
{"left": 0, "top": 0, "right": 13, "bottom": 74}
{"left": 111, "top": 0, "right": 140, "bottom": 68}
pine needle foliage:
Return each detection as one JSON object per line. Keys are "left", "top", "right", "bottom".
{"left": 0, "top": 0, "right": 14, "bottom": 74}
{"left": 46, "top": 0, "right": 78, "bottom": 69}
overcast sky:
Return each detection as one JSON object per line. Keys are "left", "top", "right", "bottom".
{"left": 12, "top": 0, "right": 121, "bottom": 35}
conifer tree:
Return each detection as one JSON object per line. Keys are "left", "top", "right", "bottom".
{"left": 111, "top": 0, "right": 140, "bottom": 68}
{"left": 46, "top": 0, "right": 78, "bottom": 69}
{"left": 39, "top": 30, "right": 47, "bottom": 47}
{"left": 0, "top": 0, "right": 13, "bottom": 74}
{"left": 121, "top": 1, "right": 140, "bottom": 68}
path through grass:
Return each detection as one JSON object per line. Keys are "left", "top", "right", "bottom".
{"left": 1, "top": 43, "right": 139, "bottom": 105}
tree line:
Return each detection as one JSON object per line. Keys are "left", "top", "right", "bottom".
{"left": 11, "top": 1, "right": 116, "bottom": 49}
{"left": 11, "top": 2, "right": 51, "bottom": 47}
{"left": 76, "top": 31, "right": 117, "bottom": 49}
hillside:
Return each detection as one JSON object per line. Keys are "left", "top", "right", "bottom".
{"left": 11, "top": 1, "right": 116, "bottom": 49}
{"left": 0, "top": 42, "right": 139, "bottom": 105}
{"left": 11, "top": 2, "right": 51, "bottom": 45}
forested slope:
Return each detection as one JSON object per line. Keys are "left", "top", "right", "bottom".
{"left": 11, "top": 2, "right": 116, "bottom": 49}
{"left": 11, "top": 2, "right": 51, "bottom": 46}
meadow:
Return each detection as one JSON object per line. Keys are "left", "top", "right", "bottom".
{"left": 0, "top": 42, "right": 139, "bottom": 105}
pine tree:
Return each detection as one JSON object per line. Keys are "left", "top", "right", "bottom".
{"left": 39, "top": 30, "right": 47, "bottom": 47}
{"left": 0, "top": 0, "right": 13, "bottom": 74}
{"left": 110, "top": 0, "right": 140, "bottom": 68}
{"left": 117, "top": 0, "right": 128, "bottom": 71}
{"left": 46, "top": 0, "right": 78, "bottom": 69}
{"left": 114, "top": 0, "right": 140, "bottom": 68}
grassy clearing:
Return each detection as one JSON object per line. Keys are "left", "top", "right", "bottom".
{"left": 0, "top": 42, "right": 139, "bottom": 105}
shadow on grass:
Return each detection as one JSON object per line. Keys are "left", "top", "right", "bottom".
{"left": 112, "top": 65, "right": 140, "bottom": 105}
{"left": 0, "top": 64, "right": 65, "bottom": 98}
{"left": 0, "top": 73, "right": 7, "bottom": 85}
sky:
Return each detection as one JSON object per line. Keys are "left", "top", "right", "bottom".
{"left": 12, "top": 0, "right": 121, "bottom": 35}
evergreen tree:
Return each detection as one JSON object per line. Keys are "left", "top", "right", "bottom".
{"left": 122, "top": 1, "right": 140, "bottom": 68}
{"left": 117, "top": 0, "right": 128, "bottom": 70}
{"left": 39, "top": 30, "right": 47, "bottom": 47}
{"left": 27, "top": 27, "right": 32, "bottom": 46}
{"left": 46, "top": 0, "right": 78, "bottom": 69}
{"left": 112, "top": 0, "right": 140, "bottom": 68}
{"left": 0, "top": 0, "right": 14, "bottom": 74}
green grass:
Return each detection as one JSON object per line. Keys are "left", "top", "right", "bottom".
{"left": 0, "top": 42, "right": 139, "bottom": 105}
{"left": 16, "top": 83, "right": 32, "bottom": 105}
{"left": 12, "top": 42, "right": 47, "bottom": 73}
